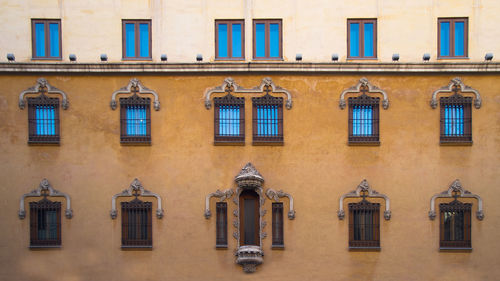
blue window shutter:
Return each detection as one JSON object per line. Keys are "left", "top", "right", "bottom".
{"left": 256, "top": 24, "right": 266, "bottom": 57}
{"left": 218, "top": 24, "right": 228, "bottom": 57}
{"left": 269, "top": 23, "right": 280, "bottom": 58}
{"left": 139, "top": 23, "right": 149, "bottom": 57}
{"left": 440, "top": 21, "right": 450, "bottom": 56}
{"left": 49, "top": 23, "right": 60, "bottom": 57}
{"left": 231, "top": 23, "right": 242, "bottom": 58}
{"left": 364, "top": 23, "right": 374, "bottom": 57}
{"left": 125, "top": 23, "right": 135, "bottom": 57}
{"left": 454, "top": 21, "right": 465, "bottom": 56}
{"left": 35, "top": 23, "right": 46, "bottom": 57}
{"left": 350, "top": 23, "right": 359, "bottom": 57}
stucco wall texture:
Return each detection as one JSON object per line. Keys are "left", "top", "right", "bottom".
{"left": 0, "top": 74, "right": 499, "bottom": 280}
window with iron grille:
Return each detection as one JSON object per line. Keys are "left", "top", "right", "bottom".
{"left": 27, "top": 94, "right": 60, "bottom": 144}
{"left": 348, "top": 89, "right": 379, "bottom": 145}
{"left": 30, "top": 198, "right": 61, "bottom": 247}
{"left": 121, "top": 199, "right": 152, "bottom": 248}
{"left": 440, "top": 92, "right": 472, "bottom": 144}
{"left": 272, "top": 202, "right": 284, "bottom": 248}
{"left": 31, "top": 19, "right": 62, "bottom": 60}
{"left": 214, "top": 93, "right": 245, "bottom": 144}
{"left": 348, "top": 200, "right": 380, "bottom": 249}
{"left": 252, "top": 88, "right": 284, "bottom": 144}
{"left": 216, "top": 202, "right": 228, "bottom": 248}
{"left": 120, "top": 94, "right": 151, "bottom": 144}
{"left": 440, "top": 200, "right": 471, "bottom": 250}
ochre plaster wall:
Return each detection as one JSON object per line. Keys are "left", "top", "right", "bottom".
{"left": 0, "top": 73, "right": 499, "bottom": 280}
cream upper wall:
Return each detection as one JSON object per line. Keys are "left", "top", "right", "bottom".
{"left": 0, "top": 0, "right": 499, "bottom": 63}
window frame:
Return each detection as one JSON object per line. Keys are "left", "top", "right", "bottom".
{"left": 215, "top": 19, "right": 245, "bottom": 61}
{"left": 119, "top": 94, "right": 152, "bottom": 145}
{"left": 437, "top": 17, "right": 468, "bottom": 59}
{"left": 252, "top": 94, "right": 284, "bottom": 145}
{"left": 27, "top": 94, "right": 60, "bottom": 145}
{"left": 214, "top": 93, "right": 245, "bottom": 145}
{"left": 439, "top": 200, "right": 472, "bottom": 250}
{"left": 121, "top": 199, "right": 153, "bottom": 248}
{"left": 31, "top": 19, "right": 62, "bottom": 60}
{"left": 348, "top": 94, "right": 380, "bottom": 145}
{"left": 29, "top": 199, "right": 61, "bottom": 248}
{"left": 439, "top": 94, "right": 472, "bottom": 145}
{"left": 239, "top": 190, "right": 260, "bottom": 246}
{"left": 252, "top": 19, "right": 283, "bottom": 60}
{"left": 348, "top": 200, "right": 380, "bottom": 250}
{"left": 347, "top": 18, "right": 377, "bottom": 59}
{"left": 122, "top": 19, "right": 152, "bottom": 61}
{"left": 272, "top": 202, "right": 284, "bottom": 248}
{"left": 215, "top": 202, "right": 228, "bottom": 248}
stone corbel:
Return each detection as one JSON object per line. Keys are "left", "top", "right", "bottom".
{"left": 110, "top": 78, "right": 160, "bottom": 111}
{"left": 337, "top": 179, "right": 391, "bottom": 220}
{"left": 110, "top": 178, "right": 164, "bottom": 219}
{"left": 430, "top": 77, "right": 481, "bottom": 109}
{"left": 428, "top": 179, "right": 484, "bottom": 220}
{"left": 204, "top": 188, "right": 234, "bottom": 219}
{"left": 339, "top": 77, "right": 389, "bottom": 110}
{"left": 19, "top": 179, "right": 73, "bottom": 219}
{"left": 19, "top": 78, "right": 69, "bottom": 110}
{"left": 265, "top": 188, "right": 296, "bottom": 219}
{"left": 204, "top": 77, "right": 293, "bottom": 110}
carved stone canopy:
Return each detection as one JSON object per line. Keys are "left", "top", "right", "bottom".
{"left": 337, "top": 179, "right": 392, "bottom": 220}
{"left": 110, "top": 78, "right": 160, "bottom": 111}
{"left": 19, "top": 179, "right": 73, "bottom": 219}
{"left": 428, "top": 179, "right": 484, "bottom": 220}
{"left": 19, "top": 78, "right": 69, "bottom": 110}
{"left": 110, "top": 178, "right": 164, "bottom": 219}
{"left": 339, "top": 78, "right": 389, "bottom": 110}
{"left": 430, "top": 77, "right": 481, "bottom": 109}
{"left": 235, "top": 163, "right": 265, "bottom": 189}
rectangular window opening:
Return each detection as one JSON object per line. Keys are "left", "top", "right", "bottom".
{"left": 348, "top": 19, "right": 377, "bottom": 59}
{"left": 120, "top": 96, "right": 151, "bottom": 145}
{"left": 122, "top": 20, "right": 151, "bottom": 60}
{"left": 32, "top": 19, "right": 61, "bottom": 59}
{"left": 252, "top": 96, "right": 284, "bottom": 145}
{"left": 216, "top": 20, "right": 244, "bottom": 60}
{"left": 253, "top": 19, "right": 282, "bottom": 60}
{"left": 348, "top": 96, "right": 379, "bottom": 145}
{"left": 216, "top": 202, "right": 228, "bottom": 248}
{"left": 30, "top": 200, "right": 61, "bottom": 247}
{"left": 348, "top": 201, "right": 380, "bottom": 250}
{"left": 438, "top": 18, "right": 468, "bottom": 58}
{"left": 440, "top": 96, "right": 472, "bottom": 144}
{"left": 272, "top": 202, "right": 284, "bottom": 248}
{"left": 121, "top": 200, "right": 152, "bottom": 248}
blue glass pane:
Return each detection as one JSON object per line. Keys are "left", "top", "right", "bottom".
{"left": 440, "top": 22, "right": 450, "bottom": 56}
{"left": 256, "top": 23, "right": 266, "bottom": 57}
{"left": 49, "top": 23, "right": 60, "bottom": 57}
{"left": 444, "top": 105, "right": 464, "bottom": 136}
{"left": 350, "top": 23, "right": 359, "bottom": 57}
{"left": 35, "top": 23, "right": 46, "bottom": 57}
{"left": 125, "top": 23, "right": 135, "bottom": 57}
{"left": 126, "top": 106, "right": 147, "bottom": 136}
{"left": 218, "top": 24, "right": 228, "bottom": 58}
{"left": 269, "top": 23, "right": 280, "bottom": 58}
{"left": 219, "top": 106, "right": 240, "bottom": 136}
{"left": 352, "top": 106, "right": 373, "bottom": 136}
{"left": 232, "top": 24, "right": 242, "bottom": 58}
{"left": 364, "top": 23, "right": 374, "bottom": 57}
{"left": 35, "top": 105, "right": 56, "bottom": 135}
{"left": 257, "top": 105, "right": 278, "bottom": 136}
{"left": 139, "top": 23, "right": 149, "bottom": 57}
{"left": 454, "top": 22, "right": 465, "bottom": 56}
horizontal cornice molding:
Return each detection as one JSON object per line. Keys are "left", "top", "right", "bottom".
{"left": 0, "top": 62, "right": 499, "bottom": 73}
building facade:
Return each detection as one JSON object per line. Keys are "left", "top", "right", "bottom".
{"left": 0, "top": 1, "right": 499, "bottom": 280}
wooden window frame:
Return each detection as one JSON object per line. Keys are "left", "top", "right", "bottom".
{"left": 215, "top": 19, "right": 245, "bottom": 60}
{"left": 239, "top": 190, "right": 260, "bottom": 246}
{"left": 122, "top": 19, "right": 152, "bottom": 60}
{"left": 348, "top": 94, "right": 380, "bottom": 145}
{"left": 439, "top": 94, "right": 472, "bottom": 145}
{"left": 31, "top": 19, "right": 62, "bottom": 60}
{"left": 272, "top": 202, "right": 284, "bottom": 248}
{"left": 439, "top": 200, "right": 472, "bottom": 250}
{"left": 215, "top": 202, "right": 228, "bottom": 248}
{"left": 121, "top": 199, "right": 153, "bottom": 248}
{"left": 29, "top": 199, "right": 61, "bottom": 248}
{"left": 252, "top": 19, "right": 283, "bottom": 60}
{"left": 348, "top": 200, "right": 380, "bottom": 250}
{"left": 214, "top": 94, "right": 245, "bottom": 145}
{"left": 27, "top": 95, "right": 60, "bottom": 145}
{"left": 437, "top": 18, "right": 468, "bottom": 59}
{"left": 119, "top": 95, "right": 152, "bottom": 145}
{"left": 252, "top": 94, "right": 284, "bottom": 145}
{"left": 347, "top": 18, "right": 377, "bottom": 59}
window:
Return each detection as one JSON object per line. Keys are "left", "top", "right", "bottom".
{"left": 240, "top": 190, "right": 260, "bottom": 246}
{"left": 27, "top": 94, "right": 60, "bottom": 144}
{"left": 120, "top": 93, "right": 151, "bottom": 144}
{"left": 216, "top": 202, "right": 228, "bottom": 248}
{"left": 272, "top": 202, "right": 284, "bottom": 248}
{"left": 253, "top": 19, "right": 282, "bottom": 60}
{"left": 348, "top": 88, "right": 380, "bottom": 145}
{"left": 31, "top": 19, "right": 61, "bottom": 59}
{"left": 347, "top": 19, "right": 377, "bottom": 59}
{"left": 440, "top": 89, "right": 472, "bottom": 144}
{"left": 30, "top": 198, "right": 61, "bottom": 247}
{"left": 438, "top": 18, "right": 468, "bottom": 58}
{"left": 252, "top": 89, "right": 284, "bottom": 144}
{"left": 215, "top": 20, "right": 244, "bottom": 60}
{"left": 440, "top": 200, "right": 471, "bottom": 249}
{"left": 214, "top": 93, "right": 245, "bottom": 144}
{"left": 121, "top": 199, "right": 152, "bottom": 248}
{"left": 348, "top": 200, "right": 380, "bottom": 249}
{"left": 122, "top": 20, "right": 151, "bottom": 60}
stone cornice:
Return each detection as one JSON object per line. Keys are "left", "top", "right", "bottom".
{"left": 0, "top": 62, "right": 499, "bottom": 73}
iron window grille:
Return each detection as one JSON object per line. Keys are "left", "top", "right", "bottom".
{"left": 122, "top": 20, "right": 152, "bottom": 60}
{"left": 216, "top": 202, "right": 228, "bottom": 248}
{"left": 120, "top": 89, "right": 151, "bottom": 145}
{"left": 348, "top": 198, "right": 380, "bottom": 249}
{"left": 30, "top": 197, "right": 61, "bottom": 247}
{"left": 31, "top": 19, "right": 62, "bottom": 60}
{"left": 214, "top": 85, "right": 245, "bottom": 144}
{"left": 121, "top": 197, "right": 153, "bottom": 248}
{"left": 440, "top": 86, "right": 472, "bottom": 144}
{"left": 252, "top": 86, "right": 284, "bottom": 145}
{"left": 27, "top": 94, "right": 60, "bottom": 145}
{"left": 272, "top": 202, "right": 284, "bottom": 248}
{"left": 348, "top": 87, "right": 380, "bottom": 145}
{"left": 439, "top": 199, "right": 471, "bottom": 250}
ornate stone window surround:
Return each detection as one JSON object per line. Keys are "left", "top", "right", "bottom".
{"left": 110, "top": 178, "right": 164, "bottom": 220}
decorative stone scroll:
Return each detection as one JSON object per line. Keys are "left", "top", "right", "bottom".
{"left": 110, "top": 78, "right": 160, "bottom": 111}
{"left": 110, "top": 178, "right": 164, "bottom": 219}
{"left": 430, "top": 77, "right": 481, "bottom": 109}
{"left": 204, "top": 188, "right": 234, "bottom": 219}
{"left": 339, "top": 78, "right": 389, "bottom": 110}
{"left": 428, "top": 179, "right": 484, "bottom": 220}
{"left": 19, "top": 78, "right": 69, "bottom": 110}
{"left": 265, "top": 189, "right": 296, "bottom": 219}
{"left": 204, "top": 77, "right": 293, "bottom": 110}
{"left": 19, "top": 179, "right": 73, "bottom": 219}
{"left": 337, "top": 179, "right": 391, "bottom": 220}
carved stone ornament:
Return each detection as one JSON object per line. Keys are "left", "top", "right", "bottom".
{"left": 19, "top": 179, "right": 73, "bottom": 219}
{"left": 204, "top": 188, "right": 234, "bottom": 219}
{"left": 265, "top": 188, "right": 296, "bottom": 219}
{"left": 337, "top": 179, "right": 392, "bottom": 220}
{"left": 110, "top": 178, "right": 164, "bottom": 219}
{"left": 428, "top": 179, "right": 484, "bottom": 220}
{"left": 19, "top": 78, "right": 69, "bottom": 110}
{"left": 236, "top": 245, "right": 264, "bottom": 273}
{"left": 110, "top": 78, "right": 160, "bottom": 111}
{"left": 339, "top": 77, "right": 389, "bottom": 110}
{"left": 204, "top": 77, "right": 293, "bottom": 110}
{"left": 430, "top": 77, "right": 481, "bottom": 109}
